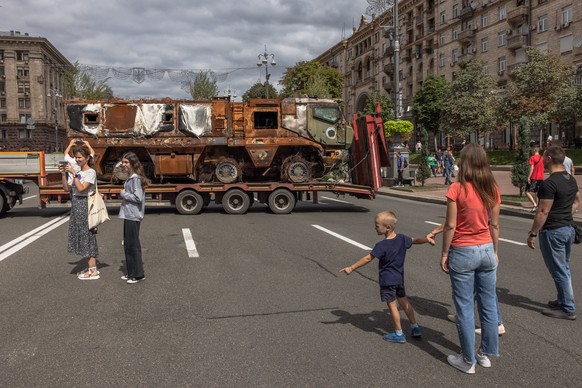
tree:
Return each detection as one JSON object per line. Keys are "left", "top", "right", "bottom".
{"left": 441, "top": 60, "right": 502, "bottom": 143}
{"left": 361, "top": 90, "right": 394, "bottom": 121}
{"left": 503, "top": 47, "right": 573, "bottom": 142}
{"left": 412, "top": 74, "right": 449, "bottom": 149}
{"left": 242, "top": 82, "right": 278, "bottom": 102}
{"left": 63, "top": 61, "right": 113, "bottom": 100}
{"left": 511, "top": 117, "right": 531, "bottom": 196}
{"left": 280, "top": 60, "right": 344, "bottom": 99}
{"left": 384, "top": 120, "right": 413, "bottom": 142}
{"left": 188, "top": 70, "right": 218, "bottom": 99}
{"left": 550, "top": 83, "right": 582, "bottom": 141}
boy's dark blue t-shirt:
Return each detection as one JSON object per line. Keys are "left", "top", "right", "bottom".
{"left": 371, "top": 234, "right": 413, "bottom": 286}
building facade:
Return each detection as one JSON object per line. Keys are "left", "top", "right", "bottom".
{"left": 0, "top": 31, "right": 71, "bottom": 152}
{"left": 316, "top": 0, "right": 582, "bottom": 149}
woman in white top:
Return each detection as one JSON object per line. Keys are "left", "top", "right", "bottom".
{"left": 59, "top": 145, "right": 100, "bottom": 280}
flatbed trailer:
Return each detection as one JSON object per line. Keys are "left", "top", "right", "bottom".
{"left": 4, "top": 110, "right": 389, "bottom": 215}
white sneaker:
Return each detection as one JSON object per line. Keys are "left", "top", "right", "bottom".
{"left": 447, "top": 354, "right": 475, "bottom": 374}
{"left": 447, "top": 314, "right": 457, "bottom": 323}
{"left": 121, "top": 275, "right": 129, "bottom": 281}
{"left": 475, "top": 351, "right": 491, "bottom": 368}
{"left": 475, "top": 323, "right": 506, "bottom": 336}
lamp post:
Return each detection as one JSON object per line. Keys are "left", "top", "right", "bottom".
{"left": 47, "top": 89, "right": 62, "bottom": 152}
{"left": 223, "top": 87, "right": 237, "bottom": 101}
{"left": 257, "top": 45, "right": 276, "bottom": 99}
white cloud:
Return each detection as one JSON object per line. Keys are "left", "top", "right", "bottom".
{"left": 3, "top": 0, "right": 367, "bottom": 99}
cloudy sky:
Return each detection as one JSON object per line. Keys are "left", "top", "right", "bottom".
{"left": 2, "top": 0, "right": 374, "bottom": 100}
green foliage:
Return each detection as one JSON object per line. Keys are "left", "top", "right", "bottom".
{"left": 415, "top": 127, "right": 432, "bottom": 186}
{"left": 412, "top": 74, "right": 449, "bottom": 134}
{"left": 280, "top": 60, "right": 343, "bottom": 99}
{"left": 441, "top": 60, "right": 502, "bottom": 140}
{"left": 505, "top": 47, "right": 573, "bottom": 127}
{"left": 63, "top": 61, "right": 113, "bottom": 100}
{"left": 511, "top": 117, "right": 531, "bottom": 196}
{"left": 551, "top": 84, "right": 582, "bottom": 131}
{"left": 384, "top": 120, "right": 414, "bottom": 140}
{"left": 242, "top": 82, "right": 278, "bottom": 101}
{"left": 361, "top": 90, "right": 394, "bottom": 121}
{"left": 189, "top": 71, "right": 218, "bottom": 99}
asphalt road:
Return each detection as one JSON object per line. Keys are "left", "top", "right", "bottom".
{"left": 1, "top": 185, "right": 581, "bottom": 387}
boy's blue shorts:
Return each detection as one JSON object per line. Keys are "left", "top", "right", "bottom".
{"left": 380, "top": 284, "right": 406, "bottom": 303}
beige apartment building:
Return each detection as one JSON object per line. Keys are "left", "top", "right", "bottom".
{"left": 0, "top": 31, "right": 71, "bottom": 152}
{"left": 316, "top": 0, "right": 581, "bottom": 149}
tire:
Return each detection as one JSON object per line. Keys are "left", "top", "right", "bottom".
{"left": 215, "top": 158, "right": 241, "bottom": 184}
{"left": 222, "top": 189, "right": 250, "bottom": 214}
{"left": 175, "top": 190, "right": 204, "bottom": 215}
{"left": 268, "top": 188, "right": 296, "bottom": 214}
{"left": 0, "top": 192, "right": 7, "bottom": 215}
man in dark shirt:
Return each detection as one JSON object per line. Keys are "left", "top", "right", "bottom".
{"left": 527, "top": 145, "right": 580, "bottom": 320}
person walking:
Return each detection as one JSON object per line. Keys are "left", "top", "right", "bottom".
{"left": 436, "top": 148, "right": 443, "bottom": 176}
{"left": 527, "top": 145, "right": 579, "bottom": 320}
{"left": 443, "top": 150, "right": 455, "bottom": 185}
{"left": 59, "top": 145, "right": 100, "bottom": 280}
{"left": 396, "top": 151, "right": 406, "bottom": 187}
{"left": 563, "top": 153, "right": 575, "bottom": 176}
{"left": 119, "top": 152, "right": 150, "bottom": 284}
{"left": 526, "top": 146, "right": 544, "bottom": 213}
{"left": 440, "top": 143, "right": 501, "bottom": 374}
{"left": 428, "top": 153, "right": 437, "bottom": 177}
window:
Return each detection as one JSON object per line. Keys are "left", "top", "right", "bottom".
{"left": 0, "top": 50, "right": 3, "bottom": 60}
{"left": 482, "top": 37, "right": 489, "bottom": 52}
{"left": 439, "top": 53, "right": 446, "bottom": 67}
{"left": 439, "top": 33, "right": 446, "bottom": 46}
{"left": 18, "top": 98, "right": 31, "bottom": 109}
{"left": 483, "top": 63, "right": 489, "bottom": 75}
{"left": 0, "top": 97, "right": 5, "bottom": 108}
{"left": 16, "top": 51, "right": 29, "bottom": 61}
{"left": 440, "top": 11, "right": 446, "bottom": 25}
{"left": 253, "top": 111, "right": 278, "bottom": 129}
{"left": 498, "top": 30, "right": 507, "bottom": 46}
{"left": 453, "top": 4, "right": 459, "bottom": 18}
{"left": 19, "top": 114, "right": 32, "bottom": 124}
{"left": 481, "top": 13, "right": 489, "bottom": 28}
{"left": 498, "top": 5, "right": 506, "bottom": 21}
{"left": 498, "top": 56, "right": 507, "bottom": 73}
{"left": 17, "top": 67, "right": 29, "bottom": 78}
{"left": 0, "top": 114, "right": 6, "bottom": 123}
{"left": 1, "top": 129, "right": 7, "bottom": 139}
{"left": 19, "top": 129, "right": 33, "bottom": 139}
{"left": 18, "top": 82, "right": 31, "bottom": 94}
{"left": 452, "top": 49, "right": 459, "bottom": 62}
{"left": 453, "top": 27, "right": 460, "bottom": 40}
{"left": 559, "top": 34, "right": 573, "bottom": 54}
{"left": 312, "top": 106, "right": 340, "bottom": 124}
{"left": 538, "top": 15, "right": 548, "bottom": 32}
{"left": 562, "top": 5, "right": 573, "bottom": 26}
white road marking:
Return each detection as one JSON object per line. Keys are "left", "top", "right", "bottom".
{"left": 312, "top": 225, "right": 372, "bottom": 250}
{"left": 321, "top": 196, "right": 351, "bottom": 204}
{"left": 0, "top": 215, "right": 70, "bottom": 262}
{"left": 23, "top": 195, "right": 37, "bottom": 201}
{"left": 423, "top": 221, "right": 527, "bottom": 246}
{"left": 182, "top": 228, "right": 199, "bottom": 258}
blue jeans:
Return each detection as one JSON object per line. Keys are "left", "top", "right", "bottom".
{"left": 539, "top": 226, "right": 576, "bottom": 314}
{"left": 444, "top": 166, "right": 452, "bottom": 184}
{"left": 448, "top": 243, "right": 499, "bottom": 364}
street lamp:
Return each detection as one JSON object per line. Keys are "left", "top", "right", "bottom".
{"left": 47, "top": 89, "right": 62, "bottom": 152}
{"left": 223, "top": 87, "right": 237, "bottom": 101}
{"left": 257, "top": 45, "right": 276, "bottom": 99}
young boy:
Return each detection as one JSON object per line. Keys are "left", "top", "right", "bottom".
{"left": 340, "top": 211, "right": 434, "bottom": 343}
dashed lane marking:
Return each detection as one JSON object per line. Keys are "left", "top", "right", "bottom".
{"left": 182, "top": 228, "right": 199, "bottom": 258}
{"left": 312, "top": 225, "right": 372, "bottom": 250}
{"left": 321, "top": 196, "right": 351, "bottom": 204}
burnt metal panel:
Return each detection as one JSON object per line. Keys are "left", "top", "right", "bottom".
{"left": 103, "top": 104, "right": 138, "bottom": 132}
{"left": 154, "top": 154, "right": 193, "bottom": 176}
{"left": 245, "top": 145, "right": 278, "bottom": 168}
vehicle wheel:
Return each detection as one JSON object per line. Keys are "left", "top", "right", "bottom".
{"left": 268, "top": 188, "right": 296, "bottom": 214}
{"left": 215, "top": 158, "right": 241, "bottom": 184}
{"left": 0, "top": 192, "right": 7, "bottom": 214}
{"left": 282, "top": 156, "right": 311, "bottom": 183}
{"left": 222, "top": 189, "right": 250, "bottom": 214}
{"left": 175, "top": 190, "right": 204, "bottom": 215}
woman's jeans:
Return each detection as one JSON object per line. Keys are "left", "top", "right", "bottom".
{"left": 448, "top": 242, "right": 499, "bottom": 364}
{"left": 539, "top": 225, "right": 576, "bottom": 314}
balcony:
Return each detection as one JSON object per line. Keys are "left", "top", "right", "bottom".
{"left": 507, "top": 6, "right": 528, "bottom": 25}
{"left": 573, "top": 45, "right": 582, "bottom": 57}
{"left": 507, "top": 34, "right": 528, "bottom": 50}
{"left": 401, "top": 51, "right": 412, "bottom": 62}
{"left": 423, "top": 41, "right": 434, "bottom": 54}
{"left": 459, "top": 7, "right": 474, "bottom": 20}
{"left": 415, "top": 15, "right": 424, "bottom": 26}
{"left": 383, "top": 79, "right": 394, "bottom": 91}
{"left": 457, "top": 53, "right": 475, "bottom": 67}
{"left": 383, "top": 46, "right": 395, "bottom": 57}
{"left": 383, "top": 63, "right": 395, "bottom": 75}
{"left": 458, "top": 29, "right": 476, "bottom": 43}
{"left": 507, "top": 61, "right": 528, "bottom": 75}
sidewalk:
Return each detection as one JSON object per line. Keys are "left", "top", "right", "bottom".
{"left": 377, "top": 168, "right": 582, "bottom": 223}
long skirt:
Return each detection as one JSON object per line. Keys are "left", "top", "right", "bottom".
{"left": 67, "top": 195, "right": 99, "bottom": 260}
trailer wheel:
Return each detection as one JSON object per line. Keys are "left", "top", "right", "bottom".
{"left": 176, "top": 190, "right": 204, "bottom": 215}
{"left": 268, "top": 189, "right": 296, "bottom": 214}
{"left": 222, "top": 189, "right": 250, "bottom": 214}
{"left": 0, "top": 192, "right": 7, "bottom": 214}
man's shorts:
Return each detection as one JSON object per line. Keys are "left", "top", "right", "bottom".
{"left": 526, "top": 179, "right": 541, "bottom": 193}
{"left": 380, "top": 284, "right": 406, "bottom": 303}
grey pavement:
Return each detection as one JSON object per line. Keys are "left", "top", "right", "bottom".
{"left": 378, "top": 168, "right": 582, "bottom": 223}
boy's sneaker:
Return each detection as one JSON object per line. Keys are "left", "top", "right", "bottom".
{"left": 447, "top": 353, "right": 475, "bottom": 374}
{"left": 475, "top": 351, "right": 491, "bottom": 368}
{"left": 383, "top": 332, "right": 406, "bottom": 344}
{"left": 411, "top": 326, "right": 422, "bottom": 338}
{"left": 126, "top": 277, "right": 145, "bottom": 284}
{"left": 121, "top": 275, "right": 129, "bottom": 281}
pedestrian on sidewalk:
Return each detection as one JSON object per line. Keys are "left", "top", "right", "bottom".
{"left": 443, "top": 150, "right": 455, "bottom": 185}
{"left": 440, "top": 143, "right": 501, "bottom": 374}
{"left": 396, "top": 151, "right": 406, "bottom": 187}
{"left": 436, "top": 148, "right": 443, "bottom": 176}
{"left": 340, "top": 211, "right": 434, "bottom": 343}
{"left": 563, "top": 153, "right": 575, "bottom": 176}
{"left": 527, "top": 145, "right": 579, "bottom": 320}
{"left": 119, "top": 152, "right": 150, "bottom": 284}
{"left": 428, "top": 153, "right": 437, "bottom": 177}
{"left": 526, "top": 146, "right": 544, "bottom": 212}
